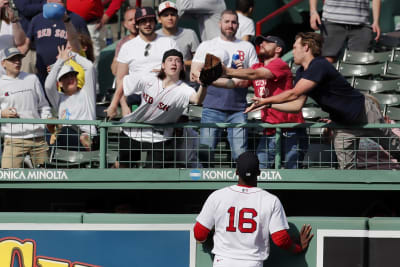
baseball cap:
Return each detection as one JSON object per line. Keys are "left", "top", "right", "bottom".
{"left": 2, "top": 47, "right": 23, "bottom": 60}
{"left": 158, "top": 1, "right": 178, "bottom": 15}
{"left": 162, "top": 49, "right": 183, "bottom": 62}
{"left": 135, "top": 7, "right": 156, "bottom": 23}
{"left": 236, "top": 152, "right": 260, "bottom": 178}
{"left": 255, "top": 35, "right": 286, "bottom": 53}
{"left": 43, "top": 3, "right": 66, "bottom": 20}
{"left": 57, "top": 64, "right": 78, "bottom": 81}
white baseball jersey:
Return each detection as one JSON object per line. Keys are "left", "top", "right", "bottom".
{"left": 0, "top": 72, "right": 51, "bottom": 138}
{"left": 117, "top": 34, "right": 179, "bottom": 76}
{"left": 196, "top": 185, "right": 289, "bottom": 261}
{"left": 121, "top": 75, "right": 195, "bottom": 143}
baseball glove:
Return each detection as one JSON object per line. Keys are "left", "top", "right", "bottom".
{"left": 199, "top": 53, "right": 223, "bottom": 86}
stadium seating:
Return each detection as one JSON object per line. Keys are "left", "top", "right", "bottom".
{"left": 48, "top": 148, "right": 118, "bottom": 168}
{"left": 384, "top": 61, "right": 400, "bottom": 77}
{"left": 386, "top": 106, "right": 400, "bottom": 121}
{"left": 341, "top": 50, "right": 394, "bottom": 64}
{"left": 353, "top": 78, "right": 400, "bottom": 93}
{"left": 338, "top": 62, "right": 386, "bottom": 77}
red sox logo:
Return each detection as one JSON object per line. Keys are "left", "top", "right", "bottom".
{"left": 237, "top": 50, "right": 245, "bottom": 61}
{"left": 254, "top": 79, "right": 268, "bottom": 97}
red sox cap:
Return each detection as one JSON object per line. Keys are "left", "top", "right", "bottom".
{"left": 135, "top": 7, "right": 157, "bottom": 23}
{"left": 158, "top": 1, "right": 178, "bottom": 15}
{"left": 236, "top": 152, "right": 260, "bottom": 178}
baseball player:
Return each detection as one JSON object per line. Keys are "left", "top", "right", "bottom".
{"left": 117, "top": 49, "right": 208, "bottom": 168}
{"left": 194, "top": 151, "right": 313, "bottom": 267}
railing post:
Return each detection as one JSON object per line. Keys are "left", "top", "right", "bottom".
{"left": 99, "top": 126, "right": 107, "bottom": 168}
{"left": 275, "top": 128, "right": 282, "bottom": 169}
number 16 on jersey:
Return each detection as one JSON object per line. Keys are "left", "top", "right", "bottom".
{"left": 226, "top": 207, "right": 258, "bottom": 233}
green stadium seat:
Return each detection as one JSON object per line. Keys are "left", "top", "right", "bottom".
{"left": 247, "top": 110, "right": 261, "bottom": 120}
{"left": 370, "top": 93, "right": 400, "bottom": 106}
{"left": 386, "top": 106, "right": 400, "bottom": 121}
{"left": 370, "top": 93, "right": 400, "bottom": 115}
{"left": 246, "top": 92, "right": 255, "bottom": 103}
{"left": 302, "top": 107, "right": 329, "bottom": 120}
{"left": 353, "top": 78, "right": 400, "bottom": 93}
{"left": 341, "top": 50, "right": 394, "bottom": 64}
{"left": 188, "top": 104, "right": 202, "bottom": 120}
{"left": 48, "top": 149, "right": 118, "bottom": 168}
{"left": 291, "top": 64, "right": 300, "bottom": 75}
{"left": 384, "top": 62, "right": 400, "bottom": 78}
{"left": 338, "top": 62, "right": 386, "bottom": 77}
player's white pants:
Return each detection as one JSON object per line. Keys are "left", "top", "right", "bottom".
{"left": 213, "top": 255, "right": 263, "bottom": 267}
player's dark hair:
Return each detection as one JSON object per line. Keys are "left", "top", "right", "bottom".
{"left": 220, "top": 9, "right": 238, "bottom": 21}
{"left": 236, "top": 0, "right": 254, "bottom": 13}
{"left": 295, "top": 32, "right": 323, "bottom": 57}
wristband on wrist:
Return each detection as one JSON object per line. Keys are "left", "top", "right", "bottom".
{"left": 266, "top": 103, "right": 272, "bottom": 108}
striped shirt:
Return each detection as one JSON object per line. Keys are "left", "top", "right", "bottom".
{"left": 322, "top": 0, "right": 370, "bottom": 25}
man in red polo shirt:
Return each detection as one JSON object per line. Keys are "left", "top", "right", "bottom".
{"left": 67, "top": 0, "right": 124, "bottom": 59}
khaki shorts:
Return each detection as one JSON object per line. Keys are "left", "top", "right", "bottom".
{"left": 1, "top": 137, "right": 48, "bottom": 168}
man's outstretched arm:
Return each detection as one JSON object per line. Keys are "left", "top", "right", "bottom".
{"left": 245, "top": 78, "right": 316, "bottom": 113}
{"left": 224, "top": 65, "right": 274, "bottom": 80}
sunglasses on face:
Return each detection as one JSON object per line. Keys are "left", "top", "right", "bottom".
{"left": 144, "top": 43, "right": 151, "bottom": 57}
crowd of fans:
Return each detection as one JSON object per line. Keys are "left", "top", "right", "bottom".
{"left": 0, "top": 0, "right": 399, "bottom": 170}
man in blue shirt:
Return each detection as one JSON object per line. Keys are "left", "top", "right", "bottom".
{"left": 191, "top": 10, "right": 258, "bottom": 166}
{"left": 232, "top": 32, "right": 400, "bottom": 169}
{"left": 26, "top": 0, "right": 89, "bottom": 85}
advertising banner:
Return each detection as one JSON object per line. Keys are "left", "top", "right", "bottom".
{"left": 0, "top": 224, "right": 196, "bottom": 267}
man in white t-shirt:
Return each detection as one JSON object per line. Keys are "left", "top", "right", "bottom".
{"left": 235, "top": 0, "right": 255, "bottom": 42}
{"left": 191, "top": 9, "right": 258, "bottom": 166}
{"left": 117, "top": 49, "right": 207, "bottom": 168}
{"left": 106, "top": 6, "right": 179, "bottom": 119}
{"left": 194, "top": 151, "right": 314, "bottom": 267}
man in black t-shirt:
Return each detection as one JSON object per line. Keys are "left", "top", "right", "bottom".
{"left": 242, "top": 32, "right": 400, "bottom": 169}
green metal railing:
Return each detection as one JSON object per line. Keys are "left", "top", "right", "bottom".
{"left": 1, "top": 118, "right": 400, "bottom": 170}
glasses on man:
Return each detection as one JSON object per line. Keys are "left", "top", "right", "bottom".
{"left": 144, "top": 43, "right": 151, "bottom": 57}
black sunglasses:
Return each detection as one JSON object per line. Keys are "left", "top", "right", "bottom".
{"left": 144, "top": 43, "right": 151, "bottom": 57}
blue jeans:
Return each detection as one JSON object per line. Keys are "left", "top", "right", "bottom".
{"left": 200, "top": 108, "right": 247, "bottom": 165}
{"left": 257, "top": 129, "right": 308, "bottom": 169}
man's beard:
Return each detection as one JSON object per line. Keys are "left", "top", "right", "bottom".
{"left": 221, "top": 28, "right": 236, "bottom": 40}
{"left": 259, "top": 49, "right": 274, "bottom": 61}
{"left": 139, "top": 27, "right": 155, "bottom": 36}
